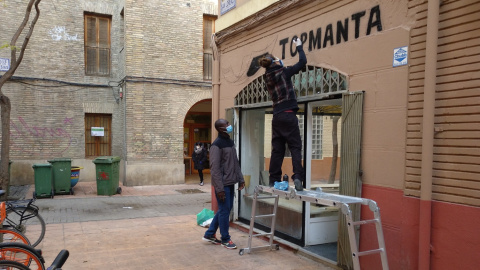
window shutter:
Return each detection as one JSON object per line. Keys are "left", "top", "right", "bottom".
{"left": 86, "top": 17, "right": 97, "bottom": 47}
{"left": 98, "top": 18, "right": 109, "bottom": 48}
{"left": 84, "top": 14, "right": 111, "bottom": 76}
{"left": 203, "top": 19, "right": 212, "bottom": 51}
{"left": 86, "top": 47, "right": 97, "bottom": 74}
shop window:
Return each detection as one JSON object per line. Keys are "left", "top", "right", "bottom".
{"left": 298, "top": 114, "right": 323, "bottom": 159}
{"left": 85, "top": 113, "right": 112, "bottom": 157}
{"left": 84, "top": 13, "right": 111, "bottom": 76}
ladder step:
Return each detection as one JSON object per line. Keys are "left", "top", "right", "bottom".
{"left": 252, "top": 232, "right": 273, "bottom": 237}
{"left": 254, "top": 214, "right": 275, "bottom": 218}
{"left": 256, "top": 195, "right": 278, "bottom": 200}
{"left": 351, "top": 219, "right": 378, "bottom": 226}
{"left": 357, "top": 248, "right": 384, "bottom": 257}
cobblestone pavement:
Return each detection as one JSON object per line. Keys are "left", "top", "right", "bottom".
{"left": 8, "top": 177, "right": 337, "bottom": 270}
{"left": 35, "top": 192, "right": 211, "bottom": 223}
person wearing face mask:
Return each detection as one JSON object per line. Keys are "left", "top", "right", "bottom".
{"left": 202, "top": 118, "right": 245, "bottom": 249}
{"left": 192, "top": 141, "right": 208, "bottom": 186}
{"left": 258, "top": 37, "right": 306, "bottom": 191}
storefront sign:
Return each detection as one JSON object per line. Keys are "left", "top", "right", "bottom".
{"left": 393, "top": 46, "right": 408, "bottom": 67}
{"left": 278, "top": 5, "right": 383, "bottom": 59}
{"left": 91, "top": 127, "right": 104, "bottom": 136}
{"left": 0, "top": 58, "right": 10, "bottom": 71}
{"left": 221, "top": 0, "right": 236, "bottom": 15}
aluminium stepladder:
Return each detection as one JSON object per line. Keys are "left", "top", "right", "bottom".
{"left": 239, "top": 185, "right": 389, "bottom": 270}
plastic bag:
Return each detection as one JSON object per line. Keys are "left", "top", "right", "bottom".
{"left": 274, "top": 181, "right": 289, "bottom": 191}
{"left": 200, "top": 218, "right": 213, "bottom": 228}
{"left": 197, "top": 208, "right": 214, "bottom": 226}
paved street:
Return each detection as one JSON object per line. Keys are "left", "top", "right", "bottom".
{"left": 14, "top": 179, "right": 337, "bottom": 270}
{"left": 35, "top": 193, "right": 211, "bottom": 223}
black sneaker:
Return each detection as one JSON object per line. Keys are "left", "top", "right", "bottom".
{"left": 293, "top": 179, "right": 303, "bottom": 191}
{"left": 202, "top": 235, "right": 221, "bottom": 245}
{"left": 222, "top": 240, "right": 237, "bottom": 249}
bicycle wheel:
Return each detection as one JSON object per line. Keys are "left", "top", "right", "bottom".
{"left": 5, "top": 207, "right": 45, "bottom": 247}
{"left": 0, "top": 260, "right": 31, "bottom": 270}
{"left": 0, "top": 230, "right": 30, "bottom": 245}
{"left": 0, "top": 243, "right": 45, "bottom": 270}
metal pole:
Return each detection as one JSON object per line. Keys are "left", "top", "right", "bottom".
{"left": 419, "top": 1, "right": 440, "bottom": 269}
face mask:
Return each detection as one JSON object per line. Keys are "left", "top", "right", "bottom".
{"left": 226, "top": 125, "right": 233, "bottom": 134}
{"left": 275, "top": 58, "right": 284, "bottom": 67}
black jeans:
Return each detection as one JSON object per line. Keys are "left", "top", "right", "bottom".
{"left": 198, "top": 169, "right": 204, "bottom": 182}
{"left": 269, "top": 111, "right": 304, "bottom": 185}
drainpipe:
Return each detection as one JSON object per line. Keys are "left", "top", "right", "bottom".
{"left": 211, "top": 41, "right": 221, "bottom": 213}
{"left": 419, "top": 1, "right": 439, "bottom": 269}
{"left": 123, "top": 82, "right": 128, "bottom": 186}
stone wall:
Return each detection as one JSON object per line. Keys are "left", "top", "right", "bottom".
{"left": 1, "top": 0, "right": 212, "bottom": 186}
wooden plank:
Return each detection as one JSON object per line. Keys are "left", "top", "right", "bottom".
{"left": 404, "top": 189, "right": 420, "bottom": 197}
{"left": 434, "top": 146, "right": 480, "bottom": 156}
{"left": 433, "top": 162, "right": 480, "bottom": 173}
{"left": 437, "top": 63, "right": 480, "bottom": 79}
{"left": 410, "top": 52, "right": 480, "bottom": 74}
{"left": 434, "top": 178, "right": 480, "bottom": 190}
{"left": 433, "top": 169, "right": 480, "bottom": 182}
{"left": 436, "top": 96, "right": 480, "bottom": 108}
{"left": 434, "top": 154, "right": 480, "bottom": 164}
{"left": 405, "top": 174, "right": 421, "bottom": 183}
{"left": 405, "top": 181, "right": 421, "bottom": 190}
{"left": 436, "top": 79, "right": 480, "bottom": 92}
{"left": 438, "top": 36, "right": 480, "bottom": 55}
{"left": 432, "top": 193, "right": 480, "bottom": 207}
{"left": 435, "top": 114, "right": 480, "bottom": 123}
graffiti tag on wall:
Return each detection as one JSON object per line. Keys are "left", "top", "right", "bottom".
{"left": 48, "top": 26, "right": 78, "bottom": 41}
{"left": 10, "top": 117, "right": 73, "bottom": 156}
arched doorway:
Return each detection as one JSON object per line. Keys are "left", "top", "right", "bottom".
{"left": 183, "top": 99, "right": 212, "bottom": 178}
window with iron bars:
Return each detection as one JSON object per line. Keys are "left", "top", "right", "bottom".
{"left": 289, "top": 115, "right": 322, "bottom": 159}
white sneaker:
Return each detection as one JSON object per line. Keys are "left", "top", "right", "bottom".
{"left": 200, "top": 182, "right": 204, "bottom": 186}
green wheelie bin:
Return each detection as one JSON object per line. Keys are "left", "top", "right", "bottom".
{"left": 93, "top": 156, "right": 122, "bottom": 196}
{"left": 48, "top": 158, "right": 73, "bottom": 195}
{"left": 32, "top": 163, "right": 54, "bottom": 199}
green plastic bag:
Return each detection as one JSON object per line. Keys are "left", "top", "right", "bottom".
{"left": 197, "top": 208, "right": 214, "bottom": 226}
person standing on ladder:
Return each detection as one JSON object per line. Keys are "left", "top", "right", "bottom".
{"left": 258, "top": 37, "right": 306, "bottom": 191}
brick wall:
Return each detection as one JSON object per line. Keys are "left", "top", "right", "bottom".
{"left": 0, "top": 0, "right": 212, "bottom": 185}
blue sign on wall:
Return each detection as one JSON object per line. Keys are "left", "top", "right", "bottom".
{"left": 393, "top": 46, "right": 408, "bottom": 67}
{"left": 0, "top": 58, "right": 10, "bottom": 71}
{"left": 221, "top": 0, "right": 236, "bottom": 15}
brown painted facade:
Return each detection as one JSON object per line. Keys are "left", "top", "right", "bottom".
{"left": 213, "top": 0, "right": 480, "bottom": 269}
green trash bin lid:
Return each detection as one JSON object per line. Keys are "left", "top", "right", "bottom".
{"left": 92, "top": 156, "right": 121, "bottom": 164}
{"left": 32, "top": 164, "right": 52, "bottom": 168}
{"left": 47, "top": 158, "right": 72, "bottom": 163}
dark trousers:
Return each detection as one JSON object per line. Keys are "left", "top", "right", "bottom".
{"left": 198, "top": 169, "right": 204, "bottom": 182}
{"left": 204, "top": 185, "right": 234, "bottom": 242}
{"left": 269, "top": 112, "right": 304, "bottom": 185}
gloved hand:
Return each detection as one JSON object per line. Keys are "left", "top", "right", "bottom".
{"left": 217, "top": 191, "right": 226, "bottom": 203}
{"left": 293, "top": 37, "right": 302, "bottom": 46}
{"left": 238, "top": 182, "right": 245, "bottom": 191}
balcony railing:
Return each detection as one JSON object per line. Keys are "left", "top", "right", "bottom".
{"left": 202, "top": 2, "right": 218, "bottom": 16}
